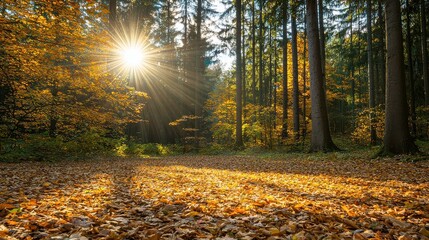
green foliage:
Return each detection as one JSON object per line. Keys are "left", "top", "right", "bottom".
{"left": 198, "top": 144, "right": 235, "bottom": 155}
{"left": 0, "top": 131, "right": 124, "bottom": 161}
{"left": 0, "top": 133, "right": 182, "bottom": 162}
{"left": 124, "top": 143, "right": 174, "bottom": 157}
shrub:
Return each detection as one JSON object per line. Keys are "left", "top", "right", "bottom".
{"left": 351, "top": 106, "right": 385, "bottom": 145}
{"left": 124, "top": 143, "right": 173, "bottom": 157}
{"left": 0, "top": 131, "right": 125, "bottom": 161}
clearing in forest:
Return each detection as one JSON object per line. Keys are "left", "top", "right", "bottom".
{"left": 0, "top": 156, "right": 428, "bottom": 239}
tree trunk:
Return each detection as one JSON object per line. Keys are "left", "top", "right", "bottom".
{"left": 406, "top": 0, "right": 417, "bottom": 136}
{"left": 292, "top": 0, "right": 300, "bottom": 139}
{"left": 259, "top": 0, "right": 264, "bottom": 106}
{"left": 367, "top": 0, "right": 376, "bottom": 145}
{"left": 349, "top": 1, "right": 355, "bottom": 122}
{"left": 181, "top": 0, "right": 188, "bottom": 117}
{"left": 421, "top": 0, "right": 429, "bottom": 105}
{"left": 281, "top": 0, "right": 288, "bottom": 140}
{"left": 378, "top": 0, "right": 386, "bottom": 105}
{"left": 194, "top": 0, "right": 203, "bottom": 147}
{"left": 303, "top": 7, "right": 307, "bottom": 139}
{"left": 274, "top": 32, "right": 278, "bottom": 130}
{"left": 242, "top": 2, "right": 247, "bottom": 110}
{"left": 252, "top": 0, "right": 256, "bottom": 104}
{"left": 236, "top": 0, "right": 243, "bottom": 147}
{"left": 167, "top": 0, "right": 171, "bottom": 43}
{"left": 109, "top": 0, "right": 116, "bottom": 30}
{"left": 382, "top": 0, "right": 418, "bottom": 155}
{"left": 318, "top": 0, "right": 326, "bottom": 83}
{"left": 306, "top": 0, "right": 338, "bottom": 152}
{"left": 269, "top": 24, "right": 273, "bottom": 106}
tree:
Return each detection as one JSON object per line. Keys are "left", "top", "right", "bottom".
{"left": 421, "top": 0, "right": 429, "bottom": 106}
{"left": 258, "top": 0, "right": 264, "bottom": 106}
{"left": 194, "top": 0, "right": 203, "bottom": 146}
{"left": 109, "top": 0, "right": 117, "bottom": 29}
{"left": 317, "top": 0, "right": 326, "bottom": 82}
{"left": 367, "top": 0, "right": 376, "bottom": 145}
{"left": 0, "top": 0, "right": 145, "bottom": 139}
{"left": 306, "top": 0, "right": 338, "bottom": 152}
{"left": 381, "top": 0, "right": 418, "bottom": 155}
{"left": 251, "top": 0, "right": 257, "bottom": 104}
{"left": 406, "top": 0, "right": 417, "bottom": 136}
{"left": 291, "top": 0, "right": 300, "bottom": 139}
{"left": 236, "top": 0, "right": 243, "bottom": 147}
{"left": 281, "top": 0, "right": 288, "bottom": 140}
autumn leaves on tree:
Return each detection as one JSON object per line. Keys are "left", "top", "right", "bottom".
{"left": 0, "top": 1, "right": 145, "bottom": 140}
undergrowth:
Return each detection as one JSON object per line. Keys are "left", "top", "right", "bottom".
{"left": 1, "top": 133, "right": 428, "bottom": 162}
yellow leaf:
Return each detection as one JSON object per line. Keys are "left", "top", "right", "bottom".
{"left": 341, "top": 205, "right": 357, "bottom": 217}
{"left": 269, "top": 227, "right": 281, "bottom": 236}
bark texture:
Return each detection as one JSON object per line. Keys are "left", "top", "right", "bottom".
{"left": 281, "top": 1, "right": 288, "bottom": 140}
{"left": 235, "top": 0, "right": 243, "bottom": 147}
{"left": 292, "top": 1, "right": 300, "bottom": 139}
{"left": 367, "top": 0, "right": 376, "bottom": 145}
{"left": 306, "top": 0, "right": 338, "bottom": 152}
{"left": 382, "top": 0, "right": 418, "bottom": 155}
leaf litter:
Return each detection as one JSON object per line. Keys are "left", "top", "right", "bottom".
{"left": 0, "top": 156, "right": 428, "bottom": 239}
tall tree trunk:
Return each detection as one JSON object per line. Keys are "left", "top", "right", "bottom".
{"left": 194, "top": 0, "right": 203, "bottom": 147}
{"left": 406, "top": 0, "right": 417, "bottom": 136}
{"left": 274, "top": 32, "right": 278, "bottom": 131}
{"left": 349, "top": 1, "right": 355, "bottom": 122}
{"left": 292, "top": 0, "right": 300, "bottom": 139}
{"left": 318, "top": 0, "right": 326, "bottom": 84}
{"left": 181, "top": 0, "right": 188, "bottom": 117}
{"left": 281, "top": 0, "right": 288, "bottom": 140}
{"left": 236, "top": 0, "right": 243, "bottom": 147}
{"left": 378, "top": 1, "right": 386, "bottom": 105}
{"left": 421, "top": 0, "right": 429, "bottom": 105}
{"left": 109, "top": 0, "right": 116, "bottom": 30}
{"left": 242, "top": 2, "right": 247, "bottom": 110}
{"left": 367, "top": 0, "right": 376, "bottom": 145}
{"left": 303, "top": 7, "right": 308, "bottom": 139}
{"left": 269, "top": 24, "right": 273, "bottom": 106}
{"left": 259, "top": 0, "right": 264, "bottom": 106}
{"left": 252, "top": 0, "right": 256, "bottom": 104}
{"left": 167, "top": 0, "right": 171, "bottom": 43}
{"left": 382, "top": 0, "right": 418, "bottom": 155}
{"left": 306, "top": 0, "right": 338, "bottom": 152}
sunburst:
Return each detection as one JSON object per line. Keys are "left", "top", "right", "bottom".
{"left": 109, "top": 23, "right": 155, "bottom": 81}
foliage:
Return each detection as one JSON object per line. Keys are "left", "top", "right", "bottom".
{"left": 0, "top": 132, "right": 125, "bottom": 162}
{"left": 351, "top": 106, "right": 385, "bottom": 145}
{"left": 0, "top": 0, "right": 146, "bottom": 140}
{"left": 124, "top": 143, "right": 174, "bottom": 157}
{"left": 1, "top": 156, "right": 428, "bottom": 239}
{"left": 0, "top": 135, "right": 184, "bottom": 162}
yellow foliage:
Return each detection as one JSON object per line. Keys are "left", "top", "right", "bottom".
{"left": 0, "top": 0, "right": 146, "bottom": 137}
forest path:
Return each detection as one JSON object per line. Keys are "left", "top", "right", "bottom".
{"left": 0, "top": 156, "right": 428, "bottom": 239}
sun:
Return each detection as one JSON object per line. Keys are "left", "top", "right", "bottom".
{"left": 119, "top": 45, "right": 145, "bottom": 69}
{"left": 109, "top": 23, "right": 157, "bottom": 80}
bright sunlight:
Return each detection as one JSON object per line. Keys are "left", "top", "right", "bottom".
{"left": 110, "top": 23, "right": 154, "bottom": 78}
{"left": 119, "top": 45, "right": 145, "bottom": 69}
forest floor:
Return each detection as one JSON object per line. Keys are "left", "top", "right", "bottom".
{"left": 0, "top": 155, "right": 428, "bottom": 239}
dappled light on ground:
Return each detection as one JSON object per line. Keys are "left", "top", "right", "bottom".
{"left": 0, "top": 156, "right": 428, "bottom": 239}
